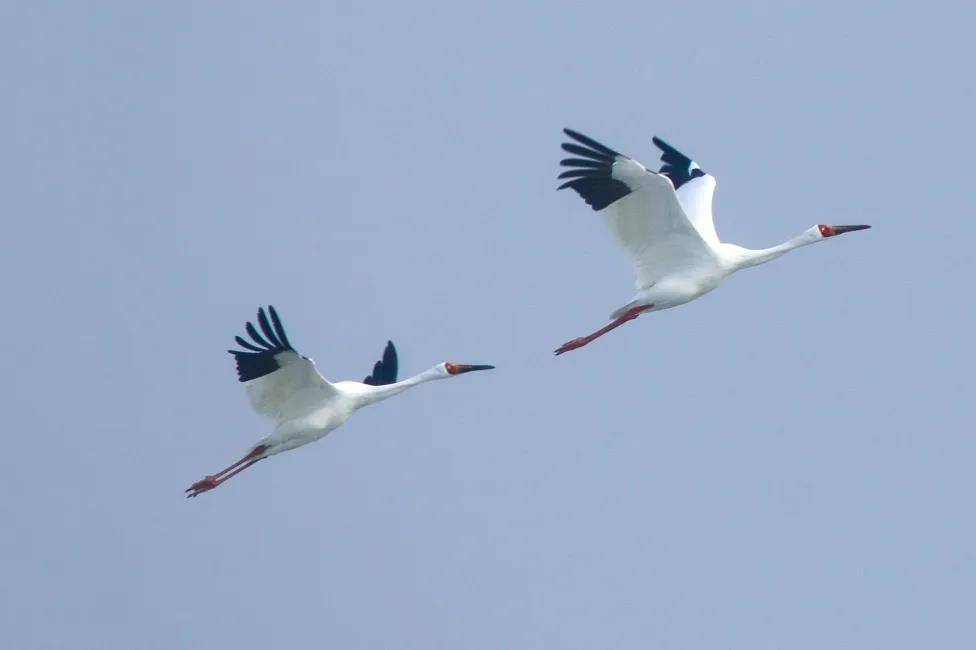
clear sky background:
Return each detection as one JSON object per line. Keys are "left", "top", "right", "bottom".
{"left": 4, "top": 1, "right": 974, "bottom": 648}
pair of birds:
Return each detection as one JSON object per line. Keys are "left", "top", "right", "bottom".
{"left": 187, "top": 129, "right": 870, "bottom": 497}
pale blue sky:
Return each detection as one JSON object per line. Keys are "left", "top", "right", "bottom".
{"left": 3, "top": 1, "right": 974, "bottom": 648}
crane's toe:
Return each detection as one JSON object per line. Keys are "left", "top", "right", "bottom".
{"left": 554, "top": 337, "right": 589, "bottom": 355}
{"left": 185, "top": 475, "right": 219, "bottom": 498}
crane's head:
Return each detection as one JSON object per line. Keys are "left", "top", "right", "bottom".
{"left": 817, "top": 224, "right": 871, "bottom": 239}
{"left": 440, "top": 362, "right": 495, "bottom": 377}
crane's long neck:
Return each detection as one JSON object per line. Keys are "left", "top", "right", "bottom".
{"left": 356, "top": 367, "right": 443, "bottom": 407}
{"left": 729, "top": 229, "right": 816, "bottom": 271}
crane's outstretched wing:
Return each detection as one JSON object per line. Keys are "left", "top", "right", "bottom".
{"left": 558, "top": 128, "right": 719, "bottom": 289}
{"left": 228, "top": 306, "right": 337, "bottom": 422}
{"left": 653, "top": 136, "right": 719, "bottom": 246}
{"left": 363, "top": 341, "right": 398, "bottom": 386}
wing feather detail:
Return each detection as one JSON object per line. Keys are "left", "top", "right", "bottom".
{"left": 226, "top": 306, "right": 336, "bottom": 422}
{"left": 363, "top": 341, "right": 398, "bottom": 386}
{"left": 557, "top": 129, "right": 720, "bottom": 289}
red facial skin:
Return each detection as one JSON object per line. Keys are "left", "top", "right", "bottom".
{"left": 818, "top": 224, "right": 836, "bottom": 237}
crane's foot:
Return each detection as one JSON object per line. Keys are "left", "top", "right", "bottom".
{"left": 185, "top": 446, "right": 269, "bottom": 499}
{"left": 553, "top": 305, "right": 654, "bottom": 356}
{"left": 554, "top": 336, "right": 592, "bottom": 355}
{"left": 185, "top": 475, "right": 220, "bottom": 498}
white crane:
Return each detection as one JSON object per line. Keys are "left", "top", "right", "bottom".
{"left": 554, "top": 128, "right": 871, "bottom": 355}
{"left": 186, "top": 306, "right": 494, "bottom": 497}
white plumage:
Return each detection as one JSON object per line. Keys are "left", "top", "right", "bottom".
{"left": 554, "top": 128, "right": 871, "bottom": 354}
{"left": 186, "top": 306, "right": 493, "bottom": 497}
{"left": 244, "top": 349, "right": 337, "bottom": 423}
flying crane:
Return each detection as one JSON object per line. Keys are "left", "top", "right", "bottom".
{"left": 186, "top": 306, "right": 494, "bottom": 497}
{"left": 555, "top": 128, "right": 870, "bottom": 355}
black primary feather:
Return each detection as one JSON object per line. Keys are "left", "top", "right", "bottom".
{"left": 652, "top": 136, "right": 706, "bottom": 190}
{"left": 227, "top": 306, "right": 296, "bottom": 382}
{"left": 563, "top": 128, "right": 621, "bottom": 157}
{"left": 268, "top": 306, "right": 292, "bottom": 350}
{"left": 234, "top": 336, "right": 265, "bottom": 353}
{"left": 557, "top": 128, "right": 633, "bottom": 210}
{"left": 245, "top": 321, "right": 273, "bottom": 350}
{"left": 363, "top": 341, "right": 398, "bottom": 386}
{"left": 256, "top": 308, "right": 282, "bottom": 348}
{"left": 561, "top": 142, "right": 613, "bottom": 161}
{"left": 560, "top": 157, "right": 606, "bottom": 169}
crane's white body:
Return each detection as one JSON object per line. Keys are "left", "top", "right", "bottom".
{"left": 248, "top": 355, "right": 449, "bottom": 456}
{"left": 554, "top": 129, "right": 869, "bottom": 354}
{"left": 601, "top": 157, "right": 823, "bottom": 319}
{"left": 186, "top": 307, "right": 492, "bottom": 497}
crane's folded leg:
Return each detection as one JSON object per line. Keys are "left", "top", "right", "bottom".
{"left": 553, "top": 305, "right": 654, "bottom": 356}
{"left": 185, "top": 444, "right": 268, "bottom": 498}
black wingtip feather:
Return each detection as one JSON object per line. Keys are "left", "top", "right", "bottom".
{"left": 557, "top": 128, "right": 633, "bottom": 211}
{"left": 563, "top": 128, "right": 621, "bottom": 158}
{"left": 559, "top": 178, "right": 632, "bottom": 210}
{"left": 651, "top": 136, "right": 675, "bottom": 153}
{"left": 557, "top": 169, "right": 598, "bottom": 180}
{"left": 652, "top": 135, "right": 706, "bottom": 189}
{"left": 228, "top": 305, "right": 297, "bottom": 382}
{"left": 268, "top": 306, "right": 292, "bottom": 350}
{"left": 230, "top": 353, "right": 283, "bottom": 383}
{"left": 257, "top": 308, "right": 281, "bottom": 348}
{"left": 560, "top": 157, "right": 606, "bottom": 169}
{"left": 561, "top": 142, "right": 613, "bottom": 161}
{"left": 363, "top": 340, "right": 398, "bottom": 386}
{"left": 244, "top": 321, "right": 273, "bottom": 350}
{"left": 234, "top": 335, "right": 265, "bottom": 352}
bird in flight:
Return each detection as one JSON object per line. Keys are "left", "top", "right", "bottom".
{"left": 186, "top": 306, "right": 494, "bottom": 497}
{"left": 554, "top": 128, "right": 871, "bottom": 355}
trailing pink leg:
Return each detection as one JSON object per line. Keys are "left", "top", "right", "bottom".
{"left": 185, "top": 445, "right": 268, "bottom": 498}
{"left": 553, "top": 305, "right": 654, "bottom": 356}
